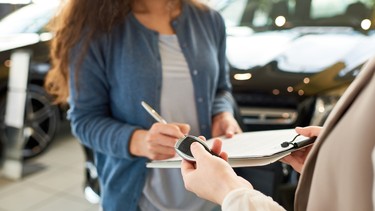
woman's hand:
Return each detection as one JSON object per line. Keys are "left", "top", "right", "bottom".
{"left": 130, "top": 122, "right": 190, "bottom": 160}
{"left": 181, "top": 138, "right": 252, "bottom": 205}
{"left": 212, "top": 112, "right": 242, "bottom": 138}
{"left": 281, "top": 126, "right": 322, "bottom": 173}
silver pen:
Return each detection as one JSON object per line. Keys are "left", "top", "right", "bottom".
{"left": 141, "top": 101, "right": 167, "bottom": 124}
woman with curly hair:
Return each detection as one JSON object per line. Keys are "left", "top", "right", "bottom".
{"left": 46, "top": 0, "right": 241, "bottom": 210}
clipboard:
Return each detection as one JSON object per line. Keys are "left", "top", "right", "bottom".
{"left": 146, "top": 129, "right": 316, "bottom": 168}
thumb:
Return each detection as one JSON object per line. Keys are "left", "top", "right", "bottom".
{"left": 190, "top": 142, "right": 210, "bottom": 161}
{"left": 176, "top": 123, "right": 191, "bottom": 135}
{"left": 295, "top": 126, "right": 321, "bottom": 137}
{"left": 224, "top": 125, "right": 235, "bottom": 138}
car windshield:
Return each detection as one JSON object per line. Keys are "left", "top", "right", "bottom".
{"left": 216, "top": 0, "right": 375, "bottom": 31}
{"left": 0, "top": 3, "right": 58, "bottom": 34}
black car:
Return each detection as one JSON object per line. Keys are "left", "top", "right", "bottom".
{"left": 215, "top": 0, "right": 375, "bottom": 208}
{"left": 216, "top": 0, "right": 375, "bottom": 132}
{"left": 0, "top": 2, "right": 62, "bottom": 159}
{"left": 0, "top": 2, "right": 100, "bottom": 203}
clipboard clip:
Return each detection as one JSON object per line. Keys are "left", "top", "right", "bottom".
{"left": 281, "top": 134, "right": 317, "bottom": 148}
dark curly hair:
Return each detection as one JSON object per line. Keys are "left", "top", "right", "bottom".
{"left": 45, "top": 0, "right": 204, "bottom": 104}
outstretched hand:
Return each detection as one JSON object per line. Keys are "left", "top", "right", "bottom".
{"left": 281, "top": 126, "right": 322, "bottom": 173}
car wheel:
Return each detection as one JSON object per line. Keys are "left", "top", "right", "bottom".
{"left": 0, "top": 84, "right": 60, "bottom": 159}
{"left": 23, "top": 84, "right": 60, "bottom": 159}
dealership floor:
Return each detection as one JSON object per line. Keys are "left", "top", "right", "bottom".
{"left": 0, "top": 123, "right": 100, "bottom": 211}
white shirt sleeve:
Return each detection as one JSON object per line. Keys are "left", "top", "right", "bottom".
{"left": 222, "top": 188, "right": 286, "bottom": 211}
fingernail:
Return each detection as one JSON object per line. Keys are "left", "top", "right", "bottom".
{"left": 191, "top": 142, "right": 199, "bottom": 149}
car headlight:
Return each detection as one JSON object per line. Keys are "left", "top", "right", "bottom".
{"left": 310, "top": 95, "right": 341, "bottom": 126}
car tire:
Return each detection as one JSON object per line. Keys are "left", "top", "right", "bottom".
{"left": 23, "top": 84, "right": 60, "bottom": 159}
{"left": 0, "top": 84, "right": 60, "bottom": 159}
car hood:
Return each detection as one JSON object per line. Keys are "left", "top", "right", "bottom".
{"left": 227, "top": 28, "right": 375, "bottom": 74}
{"left": 228, "top": 28, "right": 375, "bottom": 96}
{"left": 0, "top": 33, "right": 53, "bottom": 52}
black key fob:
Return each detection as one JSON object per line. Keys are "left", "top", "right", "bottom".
{"left": 175, "top": 135, "right": 213, "bottom": 162}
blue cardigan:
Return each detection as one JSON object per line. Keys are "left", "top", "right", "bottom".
{"left": 68, "top": 2, "right": 232, "bottom": 210}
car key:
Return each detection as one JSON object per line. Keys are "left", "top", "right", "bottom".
{"left": 175, "top": 135, "right": 217, "bottom": 162}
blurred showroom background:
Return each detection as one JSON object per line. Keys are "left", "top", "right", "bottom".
{"left": 0, "top": 0, "right": 374, "bottom": 210}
